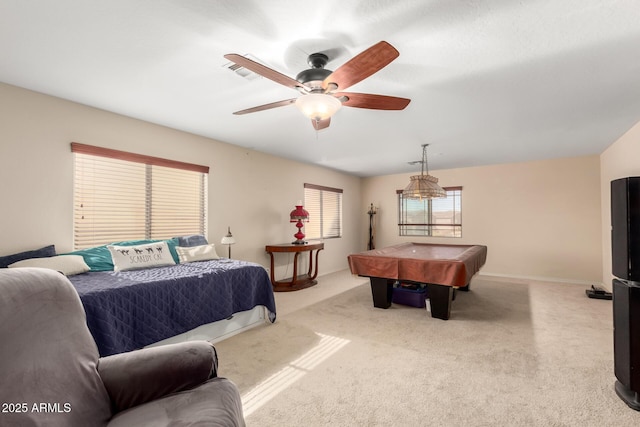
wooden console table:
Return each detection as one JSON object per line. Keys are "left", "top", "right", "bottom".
{"left": 265, "top": 241, "right": 324, "bottom": 291}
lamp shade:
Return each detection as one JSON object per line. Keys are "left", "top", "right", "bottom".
{"left": 295, "top": 94, "right": 342, "bottom": 121}
{"left": 290, "top": 205, "right": 309, "bottom": 222}
{"left": 220, "top": 235, "right": 236, "bottom": 245}
{"left": 402, "top": 174, "right": 446, "bottom": 199}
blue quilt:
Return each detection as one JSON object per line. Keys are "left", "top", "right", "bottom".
{"left": 68, "top": 259, "right": 276, "bottom": 356}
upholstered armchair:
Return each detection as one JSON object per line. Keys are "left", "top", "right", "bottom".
{"left": 0, "top": 268, "right": 245, "bottom": 426}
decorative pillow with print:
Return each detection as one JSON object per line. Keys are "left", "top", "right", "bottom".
{"left": 108, "top": 241, "right": 176, "bottom": 272}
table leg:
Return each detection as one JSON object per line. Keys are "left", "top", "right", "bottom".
{"left": 268, "top": 252, "right": 276, "bottom": 284}
{"left": 369, "top": 277, "right": 392, "bottom": 309}
{"left": 309, "top": 248, "right": 322, "bottom": 280}
{"left": 291, "top": 252, "right": 300, "bottom": 286}
{"left": 306, "top": 250, "right": 313, "bottom": 278}
{"left": 427, "top": 283, "right": 453, "bottom": 320}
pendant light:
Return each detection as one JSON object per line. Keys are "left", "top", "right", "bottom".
{"left": 402, "top": 144, "right": 446, "bottom": 199}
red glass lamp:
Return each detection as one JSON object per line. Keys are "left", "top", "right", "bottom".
{"left": 290, "top": 203, "right": 310, "bottom": 245}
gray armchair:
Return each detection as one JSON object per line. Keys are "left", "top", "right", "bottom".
{"left": 0, "top": 267, "right": 245, "bottom": 426}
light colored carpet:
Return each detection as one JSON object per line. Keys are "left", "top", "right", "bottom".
{"left": 213, "top": 270, "right": 640, "bottom": 426}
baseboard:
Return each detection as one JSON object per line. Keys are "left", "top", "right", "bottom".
{"left": 477, "top": 272, "right": 605, "bottom": 288}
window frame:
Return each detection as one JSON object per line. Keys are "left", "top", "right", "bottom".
{"left": 303, "top": 183, "right": 343, "bottom": 240}
{"left": 71, "top": 142, "right": 208, "bottom": 249}
{"left": 397, "top": 186, "right": 462, "bottom": 237}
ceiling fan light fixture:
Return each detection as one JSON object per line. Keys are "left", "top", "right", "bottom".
{"left": 295, "top": 93, "right": 342, "bottom": 121}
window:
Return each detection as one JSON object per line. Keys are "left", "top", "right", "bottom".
{"left": 398, "top": 186, "right": 462, "bottom": 237}
{"left": 71, "top": 143, "right": 208, "bottom": 249}
{"left": 304, "top": 183, "right": 343, "bottom": 239}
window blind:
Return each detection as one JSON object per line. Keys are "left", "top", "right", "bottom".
{"left": 72, "top": 143, "right": 208, "bottom": 249}
{"left": 304, "top": 183, "right": 343, "bottom": 239}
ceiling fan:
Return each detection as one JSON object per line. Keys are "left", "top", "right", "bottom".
{"left": 224, "top": 41, "right": 411, "bottom": 130}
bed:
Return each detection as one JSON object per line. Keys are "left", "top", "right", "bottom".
{"left": 68, "top": 259, "right": 276, "bottom": 356}
{"left": 2, "top": 238, "right": 277, "bottom": 356}
{"left": 348, "top": 243, "right": 487, "bottom": 320}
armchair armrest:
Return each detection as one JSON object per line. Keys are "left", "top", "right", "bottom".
{"left": 98, "top": 340, "right": 218, "bottom": 413}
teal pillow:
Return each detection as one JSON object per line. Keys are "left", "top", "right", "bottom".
{"left": 164, "top": 238, "right": 180, "bottom": 263}
{"left": 66, "top": 238, "right": 180, "bottom": 271}
{"left": 65, "top": 245, "right": 113, "bottom": 272}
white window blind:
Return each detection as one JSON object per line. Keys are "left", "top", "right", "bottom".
{"left": 398, "top": 186, "right": 462, "bottom": 237}
{"left": 72, "top": 143, "right": 208, "bottom": 249}
{"left": 304, "top": 183, "right": 343, "bottom": 240}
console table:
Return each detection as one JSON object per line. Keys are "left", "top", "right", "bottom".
{"left": 265, "top": 241, "right": 324, "bottom": 291}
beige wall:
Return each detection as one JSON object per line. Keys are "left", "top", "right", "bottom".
{"left": 361, "top": 156, "right": 603, "bottom": 283}
{"left": 0, "top": 83, "right": 362, "bottom": 277}
{"left": 2, "top": 81, "right": 627, "bottom": 285}
{"left": 600, "top": 120, "right": 640, "bottom": 288}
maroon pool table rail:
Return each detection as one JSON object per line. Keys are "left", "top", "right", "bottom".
{"left": 347, "top": 243, "right": 488, "bottom": 320}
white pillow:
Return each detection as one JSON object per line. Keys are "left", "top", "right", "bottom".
{"left": 108, "top": 241, "right": 176, "bottom": 272}
{"left": 9, "top": 255, "right": 90, "bottom": 276}
{"left": 175, "top": 244, "right": 220, "bottom": 263}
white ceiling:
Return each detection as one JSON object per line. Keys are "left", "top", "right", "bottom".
{"left": 2, "top": 0, "right": 640, "bottom": 177}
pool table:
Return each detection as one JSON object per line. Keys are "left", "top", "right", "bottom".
{"left": 347, "top": 243, "right": 488, "bottom": 320}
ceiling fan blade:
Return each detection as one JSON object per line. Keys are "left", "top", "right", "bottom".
{"left": 322, "top": 41, "right": 399, "bottom": 91}
{"left": 312, "top": 118, "right": 331, "bottom": 130}
{"left": 336, "top": 92, "right": 410, "bottom": 110}
{"left": 224, "top": 54, "right": 304, "bottom": 90}
{"left": 233, "top": 99, "right": 297, "bottom": 115}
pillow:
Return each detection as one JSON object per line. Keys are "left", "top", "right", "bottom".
{"left": 67, "top": 238, "right": 180, "bottom": 271}
{"left": 8, "top": 255, "right": 90, "bottom": 276}
{"left": 0, "top": 245, "right": 56, "bottom": 268}
{"left": 65, "top": 245, "right": 114, "bottom": 272}
{"left": 175, "top": 244, "right": 219, "bottom": 263}
{"left": 176, "top": 235, "right": 208, "bottom": 247}
{"left": 108, "top": 241, "right": 176, "bottom": 272}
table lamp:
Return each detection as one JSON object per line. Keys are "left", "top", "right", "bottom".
{"left": 220, "top": 226, "right": 236, "bottom": 258}
{"left": 290, "top": 202, "right": 309, "bottom": 245}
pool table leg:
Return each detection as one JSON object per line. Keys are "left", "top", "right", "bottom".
{"left": 369, "top": 277, "right": 393, "bottom": 309}
{"left": 427, "top": 283, "right": 453, "bottom": 320}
